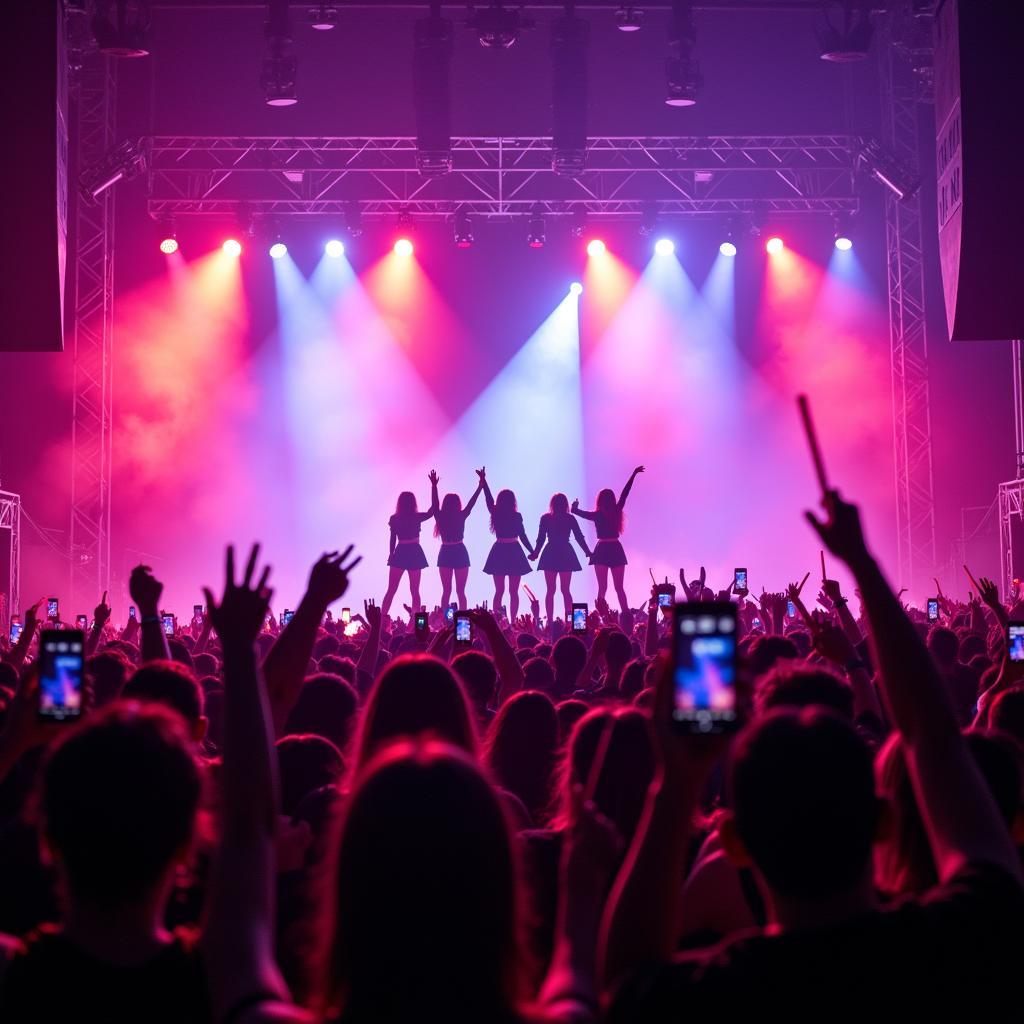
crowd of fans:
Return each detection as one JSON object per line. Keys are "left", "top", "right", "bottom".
{"left": 0, "top": 488, "right": 1021, "bottom": 1021}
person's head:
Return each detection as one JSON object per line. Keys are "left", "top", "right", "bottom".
{"left": 595, "top": 488, "right": 623, "bottom": 535}
{"left": 551, "top": 635, "right": 587, "bottom": 682}
{"left": 927, "top": 625, "right": 959, "bottom": 666}
{"left": 490, "top": 489, "right": 518, "bottom": 534}
{"left": 122, "top": 661, "right": 207, "bottom": 743}
{"left": 167, "top": 637, "right": 194, "bottom": 672}
{"left": 555, "top": 698, "right": 589, "bottom": 744}
{"left": 192, "top": 652, "right": 219, "bottom": 679}
{"left": 38, "top": 702, "right": 201, "bottom": 910}
{"left": 316, "top": 655, "right": 356, "bottom": 684}
{"left": 352, "top": 655, "right": 477, "bottom": 772}
{"left": 395, "top": 491, "right": 418, "bottom": 517}
{"left": 314, "top": 634, "right": 341, "bottom": 660}
{"left": 452, "top": 651, "right": 497, "bottom": 714}
{"left": 86, "top": 649, "right": 132, "bottom": 708}
{"left": 322, "top": 740, "right": 525, "bottom": 1021}
{"left": 434, "top": 493, "right": 463, "bottom": 535}
{"left": 548, "top": 492, "right": 569, "bottom": 516}
{"left": 550, "top": 707, "right": 613, "bottom": 829}
{"left": 721, "top": 708, "right": 877, "bottom": 905}
{"left": 522, "top": 656, "right": 555, "bottom": 693}
{"left": 959, "top": 633, "right": 986, "bottom": 663}
{"left": 754, "top": 662, "right": 854, "bottom": 721}
{"left": 516, "top": 632, "right": 539, "bottom": 652}
{"left": 605, "top": 630, "right": 632, "bottom": 671}
{"left": 620, "top": 658, "right": 647, "bottom": 701}
{"left": 277, "top": 734, "right": 346, "bottom": 818}
{"left": 989, "top": 686, "right": 1024, "bottom": 743}
{"left": 285, "top": 674, "right": 360, "bottom": 754}
{"left": 746, "top": 634, "right": 799, "bottom": 678}
{"left": 485, "top": 690, "right": 559, "bottom": 823}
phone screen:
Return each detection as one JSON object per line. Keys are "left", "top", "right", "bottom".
{"left": 47, "top": 598, "right": 59, "bottom": 619}
{"left": 672, "top": 602, "right": 738, "bottom": 733}
{"left": 455, "top": 614, "right": 472, "bottom": 644}
{"left": 161, "top": 614, "right": 175, "bottom": 636}
{"left": 76, "top": 614, "right": 88, "bottom": 629}
{"left": 415, "top": 612, "right": 428, "bottom": 633}
{"left": 129, "top": 606, "right": 137, "bottom": 620}
{"left": 281, "top": 609, "right": 294, "bottom": 626}
{"left": 9, "top": 622, "right": 23, "bottom": 644}
{"left": 341, "top": 608, "right": 351, "bottom": 624}
{"left": 38, "top": 629, "right": 84, "bottom": 722}
{"left": 193, "top": 604, "right": 203, "bottom": 618}
{"left": 1009, "top": 623, "right": 1024, "bottom": 662}
{"left": 572, "top": 604, "right": 588, "bottom": 632}
{"left": 657, "top": 592, "right": 673, "bottom": 608}
{"left": 734, "top": 568, "right": 748, "bottom": 592}
{"left": 927, "top": 598, "right": 939, "bottom": 622}
{"left": 787, "top": 600, "right": 797, "bottom": 618}
{"left": 444, "top": 606, "right": 455, "bottom": 624}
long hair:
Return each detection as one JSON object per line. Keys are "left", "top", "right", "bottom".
{"left": 434, "top": 492, "right": 463, "bottom": 538}
{"left": 320, "top": 740, "right": 529, "bottom": 1023}
{"left": 596, "top": 487, "right": 623, "bottom": 535}
{"left": 548, "top": 492, "right": 569, "bottom": 516}
{"left": 489, "top": 488, "right": 518, "bottom": 536}
{"left": 395, "top": 491, "right": 418, "bottom": 517}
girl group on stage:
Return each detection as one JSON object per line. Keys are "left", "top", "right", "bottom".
{"left": 380, "top": 465, "right": 645, "bottom": 626}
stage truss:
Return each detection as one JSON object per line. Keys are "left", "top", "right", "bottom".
{"left": 145, "top": 134, "right": 860, "bottom": 219}
{"left": 0, "top": 489, "right": 20, "bottom": 633}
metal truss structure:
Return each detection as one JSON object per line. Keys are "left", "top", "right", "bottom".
{"left": 997, "top": 339, "right": 1024, "bottom": 598}
{"left": 879, "top": 9, "right": 937, "bottom": 596}
{"left": 69, "top": 49, "right": 115, "bottom": 610}
{"left": 146, "top": 134, "right": 860, "bottom": 220}
{"left": 0, "top": 489, "right": 20, "bottom": 633}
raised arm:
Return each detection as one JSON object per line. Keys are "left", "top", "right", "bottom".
{"left": 471, "top": 610, "right": 525, "bottom": 705}
{"left": 201, "top": 544, "right": 292, "bottom": 1021}
{"left": 85, "top": 592, "right": 111, "bottom": 657}
{"left": 428, "top": 469, "right": 440, "bottom": 521}
{"left": 617, "top": 465, "right": 645, "bottom": 508}
{"left": 355, "top": 599, "right": 382, "bottom": 696}
{"left": 807, "top": 490, "right": 1022, "bottom": 885}
{"left": 2, "top": 599, "right": 41, "bottom": 669}
{"left": 262, "top": 548, "right": 362, "bottom": 736}
{"left": 478, "top": 468, "right": 495, "bottom": 513}
{"left": 571, "top": 498, "right": 596, "bottom": 521}
{"left": 129, "top": 565, "right": 171, "bottom": 664}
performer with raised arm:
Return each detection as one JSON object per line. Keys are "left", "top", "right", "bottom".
{"left": 530, "top": 493, "right": 592, "bottom": 631}
{"left": 430, "top": 468, "right": 484, "bottom": 612}
{"left": 572, "top": 464, "right": 644, "bottom": 615}
{"left": 479, "top": 468, "right": 534, "bottom": 621}
{"left": 381, "top": 482, "right": 436, "bottom": 619}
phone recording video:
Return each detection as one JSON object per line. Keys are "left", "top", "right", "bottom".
{"left": 193, "top": 603, "right": 203, "bottom": 619}
{"left": 38, "top": 629, "right": 84, "bottom": 722}
{"left": 787, "top": 599, "right": 797, "bottom": 619}
{"left": 161, "top": 613, "right": 175, "bottom": 637}
{"left": 1009, "top": 623, "right": 1024, "bottom": 662}
{"left": 672, "top": 602, "right": 739, "bottom": 734}
{"left": 47, "top": 598, "right": 59, "bottom": 620}
{"left": 927, "top": 598, "right": 939, "bottom": 622}
{"left": 281, "top": 609, "right": 294, "bottom": 626}
{"left": 76, "top": 614, "right": 88, "bottom": 630}
{"left": 341, "top": 607, "right": 351, "bottom": 624}
{"left": 129, "top": 605, "right": 137, "bottom": 620}
{"left": 657, "top": 591, "right": 674, "bottom": 608}
{"left": 572, "top": 603, "right": 588, "bottom": 633}
{"left": 9, "top": 622, "right": 23, "bottom": 644}
{"left": 734, "top": 568, "right": 748, "bottom": 594}
{"left": 455, "top": 613, "right": 472, "bottom": 645}
{"left": 444, "top": 605, "right": 455, "bottom": 624}
{"left": 415, "top": 611, "right": 429, "bottom": 636}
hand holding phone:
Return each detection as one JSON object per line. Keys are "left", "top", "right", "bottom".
{"left": 38, "top": 629, "right": 85, "bottom": 722}
{"left": 161, "top": 613, "right": 175, "bottom": 637}
{"left": 927, "top": 598, "right": 939, "bottom": 622}
{"left": 47, "top": 598, "right": 59, "bottom": 620}
{"left": 572, "top": 603, "right": 588, "bottom": 633}
{"left": 734, "top": 568, "right": 748, "bottom": 595}
{"left": 455, "top": 612, "right": 472, "bottom": 645}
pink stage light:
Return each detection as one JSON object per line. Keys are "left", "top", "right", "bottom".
{"left": 765, "top": 236, "right": 784, "bottom": 255}
{"left": 159, "top": 237, "right": 179, "bottom": 255}
{"left": 394, "top": 237, "right": 414, "bottom": 257}
{"left": 586, "top": 239, "right": 606, "bottom": 257}
{"left": 222, "top": 238, "right": 242, "bottom": 257}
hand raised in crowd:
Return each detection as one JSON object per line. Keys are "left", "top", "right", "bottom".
{"left": 306, "top": 547, "right": 363, "bottom": 610}
{"left": 23, "top": 598, "right": 45, "bottom": 636}
{"left": 129, "top": 564, "right": 164, "bottom": 617}
{"left": 94, "top": 590, "right": 112, "bottom": 631}
{"left": 203, "top": 543, "right": 273, "bottom": 652}
{"left": 363, "top": 598, "right": 381, "bottom": 628}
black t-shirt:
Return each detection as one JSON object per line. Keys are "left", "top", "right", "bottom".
{"left": 0, "top": 925, "right": 211, "bottom": 1024}
{"left": 609, "top": 863, "right": 1024, "bottom": 1018}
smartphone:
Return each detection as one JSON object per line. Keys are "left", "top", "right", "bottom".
{"left": 129, "top": 605, "right": 137, "bottom": 620}
{"left": 657, "top": 591, "right": 674, "bottom": 609}
{"left": 1009, "top": 623, "right": 1024, "bottom": 662}
{"left": 341, "top": 607, "right": 351, "bottom": 624}
{"left": 47, "top": 598, "right": 59, "bottom": 620}
{"left": 571, "top": 603, "right": 588, "bottom": 633}
{"left": 672, "top": 602, "right": 739, "bottom": 734}
{"left": 927, "top": 598, "right": 939, "bottom": 622}
{"left": 38, "top": 629, "right": 84, "bottom": 722}
{"left": 281, "top": 609, "right": 294, "bottom": 626}
{"left": 787, "top": 599, "right": 797, "bottom": 619}
{"left": 444, "top": 605, "right": 455, "bottom": 624}
{"left": 193, "top": 603, "right": 203, "bottom": 618}
{"left": 455, "top": 612, "right": 472, "bottom": 645}
{"left": 161, "top": 613, "right": 175, "bottom": 636}
{"left": 9, "top": 622, "right": 23, "bottom": 644}
{"left": 75, "top": 614, "right": 88, "bottom": 630}
{"left": 415, "top": 611, "right": 428, "bottom": 637}
{"left": 734, "top": 568, "right": 748, "bottom": 594}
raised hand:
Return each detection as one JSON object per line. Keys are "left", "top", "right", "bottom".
{"left": 202, "top": 543, "right": 273, "bottom": 652}
{"left": 787, "top": 572, "right": 811, "bottom": 601}
{"left": 571, "top": 498, "right": 580, "bottom": 513}
{"left": 94, "top": 591, "right": 111, "bottom": 631}
{"left": 129, "top": 564, "right": 164, "bottom": 617}
{"left": 632, "top": 465, "right": 645, "bottom": 476}
{"left": 977, "top": 576, "right": 1001, "bottom": 610}
{"left": 812, "top": 622, "right": 857, "bottom": 666}
{"left": 306, "top": 547, "right": 362, "bottom": 609}
{"left": 428, "top": 469, "right": 439, "bottom": 486}
{"left": 476, "top": 466, "right": 486, "bottom": 481}
{"left": 805, "top": 490, "right": 871, "bottom": 568}
{"left": 364, "top": 598, "right": 381, "bottom": 628}
{"left": 23, "top": 598, "right": 44, "bottom": 636}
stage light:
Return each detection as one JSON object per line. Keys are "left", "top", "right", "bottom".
{"left": 469, "top": 3, "right": 533, "bottom": 48}
{"left": 665, "top": 1, "right": 701, "bottom": 106}
{"left": 817, "top": 3, "right": 873, "bottom": 62}
{"left": 551, "top": 13, "right": 589, "bottom": 176}
{"left": 765, "top": 236, "right": 784, "bottom": 255}
{"left": 223, "top": 238, "right": 242, "bottom": 257}
{"left": 654, "top": 237, "right": 675, "bottom": 256}
{"left": 262, "top": 0, "right": 298, "bottom": 106}
{"left": 454, "top": 209, "right": 474, "bottom": 248}
{"left": 834, "top": 235, "right": 853, "bottom": 251}
{"left": 79, "top": 138, "right": 148, "bottom": 202}
{"left": 159, "top": 236, "right": 178, "bottom": 255}
{"left": 587, "top": 239, "right": 606, "bottom": 257}
{"left": 91, "top": 0, "right": 151, "bottom": 57}
{"left": 719, "top": 240, "right": 737, "bottom": 257}
{"left": 857, "top": 138, "right": 920, "bottom": 202}
{"left": 269, "top": 241, "right": 288, "bottom": 259}
{"left": 394, "top": 238, "right": 414, "bottom": 257}
{"left": 325, "top": 239, "right": 345, "bottom": 258}
{"left": 615, "top": 6, "right": 644, "bottom": 31}
{"left": 527, "top": 209, "right": 546, "bottom": 248}
{"left": 569, "top": 281, "right": 583, "bottom": 296}
{"left": 309, "top": 3, "right": 338, "bottom": 30}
